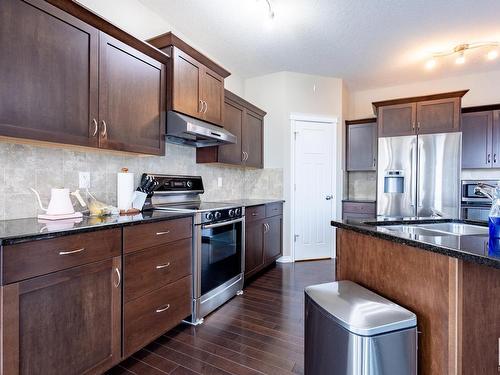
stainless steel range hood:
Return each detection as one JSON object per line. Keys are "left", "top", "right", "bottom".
{"left": 166, "top": 111, "right": 236, "bottom": 147}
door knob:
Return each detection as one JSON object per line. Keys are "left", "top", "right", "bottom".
{"left": 325, "top": 195, "right": 333, "bottom": 200}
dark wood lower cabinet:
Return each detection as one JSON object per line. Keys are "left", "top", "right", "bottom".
{"left": 124, "top": 275, "right": 191, "bottom": 357}
{"left": 1, "top": 256, "right": 122, "bottom": 375}
{"left": 264, "top": 215, "right": 283, "bottom": 261}
{"left": 245, "top": 219, "right": 265, "bottom": 276}
{"left": 245, "top": 203, "right": 283, "bottom": 280}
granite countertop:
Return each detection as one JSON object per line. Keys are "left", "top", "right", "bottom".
{"left": 220, "top": 199, "right": 285, "bottom": 207}
{"left": 331, "top": 218, "right": 500, "bottom": 269}
{"left": 0, "top": 211, "right": 193, "bottom": 245}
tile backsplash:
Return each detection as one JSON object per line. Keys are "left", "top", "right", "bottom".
{"left": 0, "top": 140, "right": 283, "bottom": 220}
{"left": 347, "top": 171, "right": 377, "bottom": 200}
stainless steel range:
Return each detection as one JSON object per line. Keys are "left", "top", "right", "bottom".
{"left": 142, "top": 174, "right": 245, "bottom": 325}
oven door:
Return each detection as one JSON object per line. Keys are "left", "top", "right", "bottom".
{"left": 199, "top": 217, "right": 244, "bottom": 296}
{"left": 461, "top": 205, "right": 490, "bottom": 222}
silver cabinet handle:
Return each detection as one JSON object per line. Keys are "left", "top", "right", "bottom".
{"left": 199, "top": 99, "right": 203, "bottom": 113}
{"left": 417, "top": 122, "right": 421, "bottom": 130}
{"left": 242, "top": 152, "right": 245, "bottom": 161}
{"left": 203, "top": 100, "right": 208, "bottom": 113}
{"left": 156, "top": 230, "right": 170, "bottom": 236}
{"left": 114, "top": 267, "right": 121, "bottom": 288}
{"left": 373, "top": 158, "right": 376, "bottom": 168}
{"left": 242, "top": 151, "right": 248, "bottom": 161}
{"left": 264, "top": 223, "right": 269, "bottom": 233}
{"left": 91, "top": 118, "right": 98, "bottom": 137}
{"left": 488, "top": 153, "right": 491, "bottom": 163}
{"left": 156, "top": 262, "right": 171, "bottom": 270}
{"left": 59, "top": 247, "right": 85, "bottom": 255}
{"left": 495, "top": 154, "right": 497, "bottom": 164}
{"left": 412, "top": 122, "right": 415, "bottom": 130}
{"left": 156, "top": 304, "right": 170, "bottom": 313}
{"left": 325, "top": 195, "right": 333, "bottom": 200}
{"left": 101, "top": 120, "right": 107, "bottom": 137}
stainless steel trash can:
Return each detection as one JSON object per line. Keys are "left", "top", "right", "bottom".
{"left": 305, "top": 281, "right": 417, "bottom": 375}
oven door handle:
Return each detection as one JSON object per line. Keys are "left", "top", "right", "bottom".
{"left": 202, "top": 217, "right": 244, "bottom": 229}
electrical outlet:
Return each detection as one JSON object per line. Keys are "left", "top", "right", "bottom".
{"left": 217, "top": 177, "right": 223, "bottom": 188}
{"left": 79, "top": 172, "right": 90, "bottom": 189}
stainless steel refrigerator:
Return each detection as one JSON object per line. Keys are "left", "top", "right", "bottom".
{"left": 377, "top": 132, "right": 462, "bottom": 218}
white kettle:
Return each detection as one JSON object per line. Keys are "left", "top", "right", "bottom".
{"left": 30, "top": 188, "right": 86, "bottom": 217}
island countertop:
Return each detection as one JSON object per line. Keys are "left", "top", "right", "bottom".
{"left": 331, "top": 218, "right": 500, "bottom": 269}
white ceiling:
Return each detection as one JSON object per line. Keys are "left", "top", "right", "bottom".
{"left": 139, "top": 0, "right": 500, "bottom": 90}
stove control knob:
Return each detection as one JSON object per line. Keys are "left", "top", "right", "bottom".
{"left": 228, "top": 209, "right": 235, "bottom": 217}
{"left": 205, "top": 212, "right": 214, "bottom": 221}
{"left": 235, "top": 208, "right": 241, "bottom": 216}
{"left": 214, "top": 211, "right": 222, "bottom": 220}
{"left": 186, "top": 180, "right": 193, "bottom": 188}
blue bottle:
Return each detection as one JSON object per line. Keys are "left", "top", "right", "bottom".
{"left": 489, "top": 216, "right": 500, "bottom": 239}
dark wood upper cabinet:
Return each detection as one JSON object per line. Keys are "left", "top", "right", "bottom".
{"left": 493, "top": 111, "right": 500, "bottom": 167}
{"left": 0, "top": 0, "right": 99, "bottom": 147}
{"left": 461, "top": 106, "right": 500, "bottom": 169}
{"left": 1, "top": 257, "right": 121, "bottom": 375}
{"left": 172, "top": 48, "right": 203, "bottom": 118}
{"left": 202, "top": 67, "right": 225, "bottom": 125}
{"left": 416, "top": 97, "right": 460, "bottom": 134}
{"left": 148, "top": 32, "right": 230, "bottom": 127}
{"left": 196, "top": 90, "right": 266, "bottom": 168}
{"left": 0, "top": 0, "right": 167, "bottom": 155}
{"left": 374, "top": 90, "right": 468, "bottom": 137}
{"left": 99, "top": 33, "right": 166, "bottom": 155}
{"left": 243, "top": 109, "right": 264, "bottom": 168}
{"left": 462, "top": 110, "right": 492, "bottom": 169}
{"left": 346, "top": 119, "right": 377, "bottom": 171}
{"left": 218, "top": 98, "right": 244, "bottom": 164}
{"left": 378, "top": 103, "right": 416, "bottom": 137}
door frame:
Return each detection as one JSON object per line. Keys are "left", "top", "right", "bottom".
{"left": 289, "top": 113, "right": 339, "bottom": 262}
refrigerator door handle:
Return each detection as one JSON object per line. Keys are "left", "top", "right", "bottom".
{"left": 410, "top": 139, "right": 417, "bottom": 209}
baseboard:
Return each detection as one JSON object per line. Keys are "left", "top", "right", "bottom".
{"left": 276, "top": 256, "right": 293, "bottom": 263}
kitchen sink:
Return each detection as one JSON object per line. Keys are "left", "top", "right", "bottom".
{"left": 416, "top": 223, "right": 488, "bottom": 236}
{"left": 379, "top": 222, "right": 488, "bottom": 237}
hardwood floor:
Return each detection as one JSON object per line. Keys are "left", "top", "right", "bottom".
{"left": 107, "top": 259, "right": 335, "bottom": 375}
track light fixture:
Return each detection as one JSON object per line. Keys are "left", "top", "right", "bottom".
{"left": 424, "top": 41, "right": 499, "bottom": 70}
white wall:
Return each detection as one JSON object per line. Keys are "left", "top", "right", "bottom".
{"left": 245, "top": 72, "right": 345, "bottom": 259}
{"left": 349, "top": 69, "right": 500, "bottom": 119}
{"left": 77, "top": 0, "right": 245, "bottom": 96}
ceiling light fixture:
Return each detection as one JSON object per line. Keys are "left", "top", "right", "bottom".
{"left": 455, "top": 51, "right": 466, "bottom": 65}
{"left": 424, "top": 41, "right": 499, "bottom": 69}
{"left": 487, "top": 49, "right": 499, "bottom": 60}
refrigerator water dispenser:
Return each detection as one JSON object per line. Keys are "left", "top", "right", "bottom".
{"left": 384, "top": 170, "right": 404, "bottom": 194}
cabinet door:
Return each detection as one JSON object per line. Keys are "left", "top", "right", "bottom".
{"left": 378, "top": 103, "right": 416, "bottom": 137}
{"left": 99, "top": 33, "right": 166, "bottom": 155}
{"left": 218, "top": 99, "right": 244, "bottom": 165}
{"left": 1, "top": 257, "right": 121, "bottom": 375}
{"left": 245, "top": 219, "right": 264, "bottom": 278}
{"left": 462, "top": 111, "right": 493, "bottom": 169}
{"left": 201, "top": 67, "right": 224, "bottom": 126}
{"left": 492, "top": 111, "right": 500, "bottom": 167}
{"left": 0, "top": 0, "right": 99, "bottom": 147}
{"left": 243, "top": 110, "right": 264, "bottom": 168}
{"left": 416, "top": 97, "right": 460, "bottom": 134}
{"left": 264, "top": 216, "right": 283, "bottom": 262}
{"left": 347, "top": 123, "right": 377, "bottom": 171}
{"left": 172, "top": 47, "right": 203, "bottom": 118}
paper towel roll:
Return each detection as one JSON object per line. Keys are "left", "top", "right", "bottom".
{"left": 117, "top": 169, "right": 134, "bottom": 211}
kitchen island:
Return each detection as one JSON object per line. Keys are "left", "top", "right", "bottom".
{"left": 331, "top": 218, "right": 500, "bottom": 375}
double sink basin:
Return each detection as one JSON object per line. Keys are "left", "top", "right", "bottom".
{"left": 375, "top": 222, "right": 488, "bottom": 237}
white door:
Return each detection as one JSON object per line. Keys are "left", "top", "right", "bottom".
{"left": 294, "top": 120, "right": 335, "bottom": 261}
